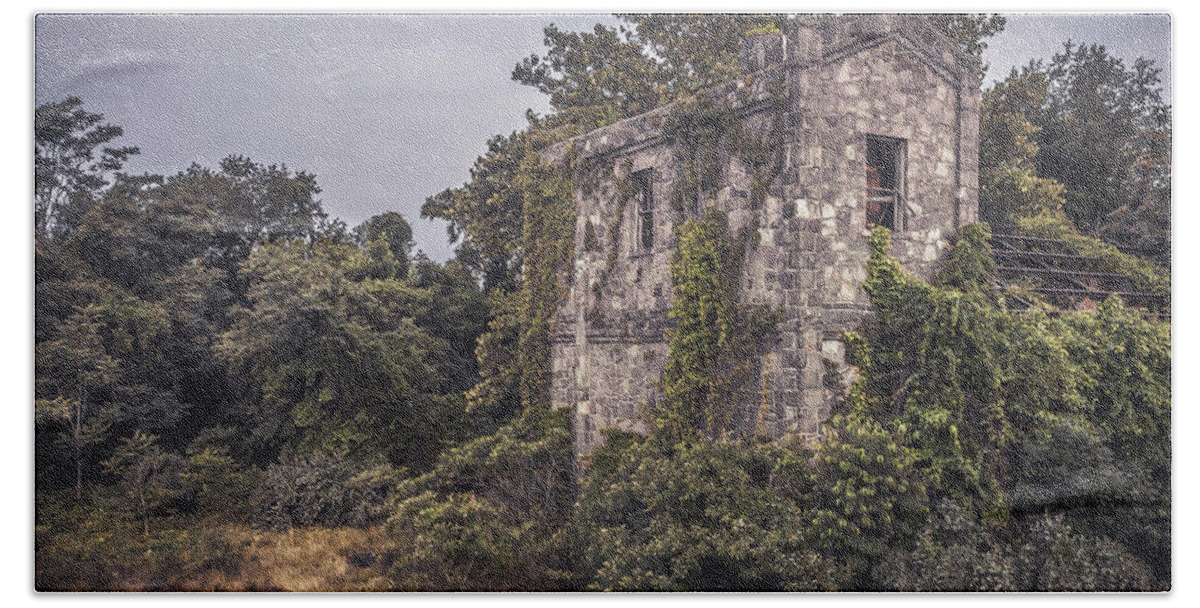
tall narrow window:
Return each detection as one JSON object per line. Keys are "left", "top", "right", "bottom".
{"left": 865, "top": 135, "right": 906, "bottom": 230}
{"left": 634, "top": 169, "right": 654, "bottom": 250}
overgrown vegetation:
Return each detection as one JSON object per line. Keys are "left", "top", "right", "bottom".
{"left": 37, "top": 13, "right": 1169, "bottom": 592}
{"left": 657, "top": 210, "right": 778, "bottom": 441}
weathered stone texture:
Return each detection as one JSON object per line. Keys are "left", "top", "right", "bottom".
{"left": 546, "top": 15, "right": 981, "bottom": 456}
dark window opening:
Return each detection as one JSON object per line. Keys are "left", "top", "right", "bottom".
{"left": 866, "top": 135, "right": 906, "bottom": 230}
{"left": 635, "top": 169, "right": 654, "bottom": 250}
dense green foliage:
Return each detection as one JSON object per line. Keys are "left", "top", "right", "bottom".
{"left": 980, "top": 43, "right": 1171, "bottom": 255}
{"left": 856, "top": 226, "right": 1169, "bottom": 587}
{"left": 35, "top": 96, "right": 140, "bottom": 239}
{"left": 657, "top": 211, "right": 778, "bottom": 441}
{"left": 572, "top": 225, "right": 1169, "bottom": 591}
{"left": 250, "top": 454, "right": 399, "bottom": 531}
{"left": 576, "top": 433, "right": 833, "bottom": 591}
{"left": 516, "top": 148, "right": 578, "bottom": 412}
{"left": 217, "top": 238, "right": 460, "bottom": 469}
{"left": 1014, "top": 211, "right": 1169, "bottom": 296}
{"left": 386, "top": 408, "right": 576, "bottom": 590}
{"left": 512, "top": 14, "right": 786, "bottom": 134}
{"left": 34, "top": 99, "right": 490, "bottom": 565}
{"left": 37, "top": 13, "right": 1169, "bottom": 592}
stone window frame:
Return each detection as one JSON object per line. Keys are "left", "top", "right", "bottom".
{"left": 865, "top": 134, "right": 908, "bottom": 231}
{"left": 632, "top": 168, "right": 655, "bottom": 252}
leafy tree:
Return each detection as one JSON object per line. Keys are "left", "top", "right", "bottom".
{"left": 621, "top": 14, "right": 788, "bottom": 89}
{"left": 179, "top": 427, "right": 258, "bottom": 517}
{"left": 217, "top": 239, "right": 457, "bottom": 469}
{"left": 36, "top": 277, "right": 188, "bottom": 489}
{"left": 35, "top": 96, "right": 139, "bottom": 238}
{"left": 159, "top": 156, "right": 343, "bottom": 275}
{"left": 462, "top": 289, "right": 524, "bottom": 431}
{"left": 978, "top": 70, "right": 1068, "bottom": 225}
{"left": 38, "top": 172, "right": 245, "bottom": 457}
{"left": 35, "top": 305, "right": 122, "bottom": 501}
{"left": 66, "top": 176, "right": 223, "bottom": 297}
{"left": 388, "top": 408, "right": 576, "bottom": 590}
{"left": 408, "top": 256, "right": 489, "bottom": 398}
{"left": 925, "top": 14, "right": 1007, "bottom": 75}
{"left": 514, "top": 14, "right": 786, "bottom": 133}
{"left": 101, "top": 430, "right": 184, "bottom": 536}
{"left": 250, "top": 453, "right": 399, "bottom": 531}
{"left": 36, "top": 174, "right": 228, "bottom": 494}
{"left": 422, "top": 131, "right": 530, "bottom": 292}
{"left": 576, "top": 433, "right": 837, "bottom": 591}
{"left": 513, "top": 23, "right": 666, "bottom": 131}
{"left": 355, "top": 211, "right": 415, "bottom": 278}
{"left": 978, "top": 41, "right": 1170, "bottom": 258}
{"left": 1028, "top": 42, "right": 1170, "bottom": 237}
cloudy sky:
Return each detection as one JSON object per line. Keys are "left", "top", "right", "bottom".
{"left": 34, "top": 12, "right": 1172, "bottom": 262}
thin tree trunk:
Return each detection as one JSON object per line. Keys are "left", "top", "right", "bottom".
{"left": 140, "top": 480, "right": 149, "bottom": 537}
{"left": 74, "top": 376, "right": 84, "bottom": 503}
{"left": 75, "top": 450, "right": 82, "bottom": 503}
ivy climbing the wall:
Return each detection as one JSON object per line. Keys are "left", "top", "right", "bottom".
{"left": 515, "top": 143, "right": 578, "bottom": 411}
{"left": 826, "top": 224, "right": 1172, "bottom": 586}
{"left": 661, "top": 94, "right": 738, "bottom": 214}
{"left": 660, "top": 66, "right": 788, "bottom": 217}
{"left": 656, "top": 210, "right": 779, "bottom": 442}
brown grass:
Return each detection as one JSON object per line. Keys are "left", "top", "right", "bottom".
{"left": 37, "top": 518, "right": 411, "bottom": 592}
{"left": 226, "top": 525, "right": 398, "bottom": 592}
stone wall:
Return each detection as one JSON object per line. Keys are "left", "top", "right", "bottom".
{"left": 546, "top": 14, "right": 980, "bottom": 457}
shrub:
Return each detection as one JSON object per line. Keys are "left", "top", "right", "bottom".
{"left": 386, "top": 408, "right": 576, "bottom": 590}
{"left": 1015, "top": 515, "right": 1155, "bottom": 591}
{"left": 250, "top": 453, "right": 399, "bottom": 531}
{"left": 35, "top": 488, "right": 250, "bottom": 591}
{"left": 180, "top": 427, "right": 258, "bottom": 519}
{"left": 874, "top": 499, "right": 1016, "bottom": 591}
{"left": 576, "top": 433, "right": 839, "bottom": 591}
{"left": 805, "top": 413, "right": 929, "bottom": 588}
{"left": 850, "top": 225, "right": 1170, "bottom": 589}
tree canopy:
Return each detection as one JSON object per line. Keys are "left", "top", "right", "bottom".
{"left": 35, "top": 96, "right": 139, "bottom": 239}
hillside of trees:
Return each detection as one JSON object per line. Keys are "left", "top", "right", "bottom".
{"left": 35, "top": 14, "right": 1169, "bottom": 591}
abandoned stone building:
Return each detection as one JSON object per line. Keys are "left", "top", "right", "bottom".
{"left": 541, "top": 14, "right": 981, "bottom": 456}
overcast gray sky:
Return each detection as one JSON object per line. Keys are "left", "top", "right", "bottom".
{"left": 34, "top": 13, "right": 1171, "bottom": 262}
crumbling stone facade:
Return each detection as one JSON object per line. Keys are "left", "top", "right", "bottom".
{"left": 542, "top": 15, "right": 981, "bottom": 456}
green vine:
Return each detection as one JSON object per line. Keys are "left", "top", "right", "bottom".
{"left": 517, "top": 142, "right": 578, "bottom": 411}
{"left": 656, "top": 210, "right": 780, "bottom": 443}
{"left": 661, "top": 67, "right": 787, "bottom": 218}
{"left": 649, "top": 69, "right": 793, "bottom": 441}
{"left": 582, "top": 220, "right": 601, "bottom": 252}
{"left": 744, "top": 24, "right": 783, "bottom": 36}
{"left": 736, "top": 76, "right": 788, "bottom": 211}
{"left": 662, "top": 95, "right": 741, "bottom": 215}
